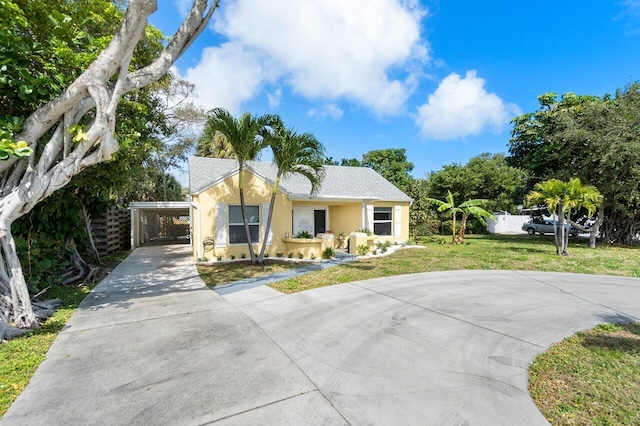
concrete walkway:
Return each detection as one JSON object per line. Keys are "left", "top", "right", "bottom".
{"left": 3, "top": 245, "right": 640, "bottom": 425}
{"left": 212, "top": 252, "right": 356, "bottom": 295}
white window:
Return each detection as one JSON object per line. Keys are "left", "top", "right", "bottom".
{"left": 373, "top": 207, "right": 392, "bottom": 236}
{"left": 229, "top": 205, "right": 259, "bottom": 244}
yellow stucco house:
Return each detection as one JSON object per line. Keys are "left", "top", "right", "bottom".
{"left": 188, "top": 157, "right": 412, "bottom": 261}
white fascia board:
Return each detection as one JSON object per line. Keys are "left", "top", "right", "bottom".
{"left": 130, "top": 201, "right": 191, "bottom": 209}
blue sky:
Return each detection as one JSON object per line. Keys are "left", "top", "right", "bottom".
{"left": 150, "top": 0, "right": 640, "bottom": 182}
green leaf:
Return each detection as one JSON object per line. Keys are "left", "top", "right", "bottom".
{"left": 35, "top": 259, "right": 53, "bottom": 269}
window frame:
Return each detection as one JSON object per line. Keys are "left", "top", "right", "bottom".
{"left": 373, "top": 206, "right": 393, "bottom": 236}
{"left": 228, "top": 205, "right": 260, "bottom": 244}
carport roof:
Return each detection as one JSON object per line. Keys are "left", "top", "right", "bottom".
{"left": 130, "top": 201, "right": 190, "bottom": 214}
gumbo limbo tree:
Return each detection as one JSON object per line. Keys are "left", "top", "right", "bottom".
{"left": 0, "top": 0, "right": 220, "bottom": 339}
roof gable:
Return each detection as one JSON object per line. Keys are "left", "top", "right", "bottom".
{"left": 188, "top": 157, "right": 412, "bottom": 202}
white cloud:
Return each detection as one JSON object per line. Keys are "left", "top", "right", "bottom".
{"left": 415, "top": 70, "right": 521, "bottom": 140}
{"left": 179, "top": 42, "right": 278, "bottom": 115}
{"left": 182, "top": 0, "right": 428, "bottom": 115}
{"left": 308, "top": 104, "right": 344, "bottom": 121}
{"left": 620, "top": 0, "right": 640, "bottom": 17}
{"left": 267, "top": 87, "right": 282, "bottom": 108}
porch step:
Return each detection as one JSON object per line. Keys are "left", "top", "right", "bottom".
{"left": 333, "top": 250, "right": 356, "bottom": 262}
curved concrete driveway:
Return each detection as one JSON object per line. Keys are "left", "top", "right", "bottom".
{"left": 3, "top": 245, "right": 639, "bottom": 425}
{"left": 224, "top": 269, "right": 640, "bottom": 425}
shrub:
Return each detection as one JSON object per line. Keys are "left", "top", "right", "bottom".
{"left": 276, "top": 252, "right": 284, "bottom": 258}
{"left": 230, "top": 254, "right": 236, "bottom": 260}
{"left": 241, "top": 253, "right": 246, "bottom": 259}
{"left": 310, "top": 252, "right": 316, "bottom": 260}
{"left": 357, "top": 244, "right": 370, "bottom": 256}
{"left": 216, "top": 255, "right": 222, "bottom": 261}
{"left": 264, "top": 253, "right": 270, "bottom": 258}
{"left": 288, "top": 252, "right": 293, "bottom": 258}
{"left": 295, "top": 230, "right": 313, "bottom": 239}
{"left": 321, "top": 247, "right": 335, "bottom": 259}
{"left": 297, "top": 252, "right": 304, "bottom": 259}
{"left": 375, "top": 241, "right": 389, "bottom": 253}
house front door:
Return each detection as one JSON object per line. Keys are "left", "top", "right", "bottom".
{"left": 314, "top": 209, "right": 326, "bottom": 235}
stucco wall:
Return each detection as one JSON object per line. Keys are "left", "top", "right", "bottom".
{"left": 329, "top": 204, "right": 363, "bottom": 237}
{"left": 193, "top": 171, "right": 293, "bottom": 260}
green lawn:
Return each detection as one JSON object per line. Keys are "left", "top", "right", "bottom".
{"left": 197, "top": 259, "right": 310, "bottom": 287}
{"left": 268, "top": 234, "right": 640, "bottom": 293}
{"left": 529, "top": 322, "right": 640, "bottom": 425}
{"left": 0, "top": 250, "right": 130, "bottom": 417}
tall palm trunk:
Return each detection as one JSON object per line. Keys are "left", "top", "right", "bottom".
{"left": 238, "top": 166, "right": 256, "bottom": 263}
{"left": 258, "top": 176, "right": 280, "bottom": 263}
{"left": 555, "top": 204, "right": 568, "bottom": 255}
{"left": 563, "top": 212, "right": 570, "bottom": 255}
{"left": 553, "top": 205, "right": 561, "bottom": 255}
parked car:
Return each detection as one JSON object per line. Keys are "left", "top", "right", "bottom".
{"left": 522, "top": 220, "right": 579, "bottom": 236}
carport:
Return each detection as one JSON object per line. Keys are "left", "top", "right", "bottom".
{"left": 130, "top": 201, "right": 191, "bottom": 249}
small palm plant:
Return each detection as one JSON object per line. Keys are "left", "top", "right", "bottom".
{"left": 427, "top": 191, "right": 494, "bottom": 244}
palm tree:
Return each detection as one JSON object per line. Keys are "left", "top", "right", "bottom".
{"left": 525, "top": 179, "right": 565, "bottom": 254}
{"left": 458, "top": 201, "right": 494, "bottom": 244}
{"left": 258, "top": 119, "right": 325, "bottom": 263}
{"left": 564, "top": 178, "right": 602, "bottom": 251}
{"left": 526, "top": 178, "right": 601, "bottom": 255}
{"left": 204, "top": 108, "right": 273, "bottom": 263}
{"left": 427, "top": 191, "right": 493, "bottom": 244}
{"left": 427, "top": 191, "right": 460, "bottom": 244}
{"left": 196, "top": 130, "right": 235, "bottom": 159}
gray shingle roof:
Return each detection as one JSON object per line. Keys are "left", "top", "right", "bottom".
{"left": 188, "top": 157, "right": 412, "bottom": 202}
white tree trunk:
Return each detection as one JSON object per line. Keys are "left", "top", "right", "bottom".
{"left": 0, "top": 0, "right": 219, "bottom": 334}
{"left": 589, "top": 209, "right": 604, "bottom": 249}
{"left": 0, "top": 229, "right": 37, "bottom": 336}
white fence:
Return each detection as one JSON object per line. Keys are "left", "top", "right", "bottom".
{"left": 486, "top": 215, "right": 529, "bottom": 234}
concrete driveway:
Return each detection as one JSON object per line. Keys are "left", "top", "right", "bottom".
{"left": 3, "top": 245, "right": 639, "bottom": 425}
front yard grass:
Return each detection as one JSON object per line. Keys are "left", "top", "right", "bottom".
{"left": 197, "top": 259, "right": 310, "bottom": 287}
{"left": 529, "top": 322, "right": 640, "bottom": 425}
{"left": 269, "top": 234, "right": 640, "bottom": 293}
